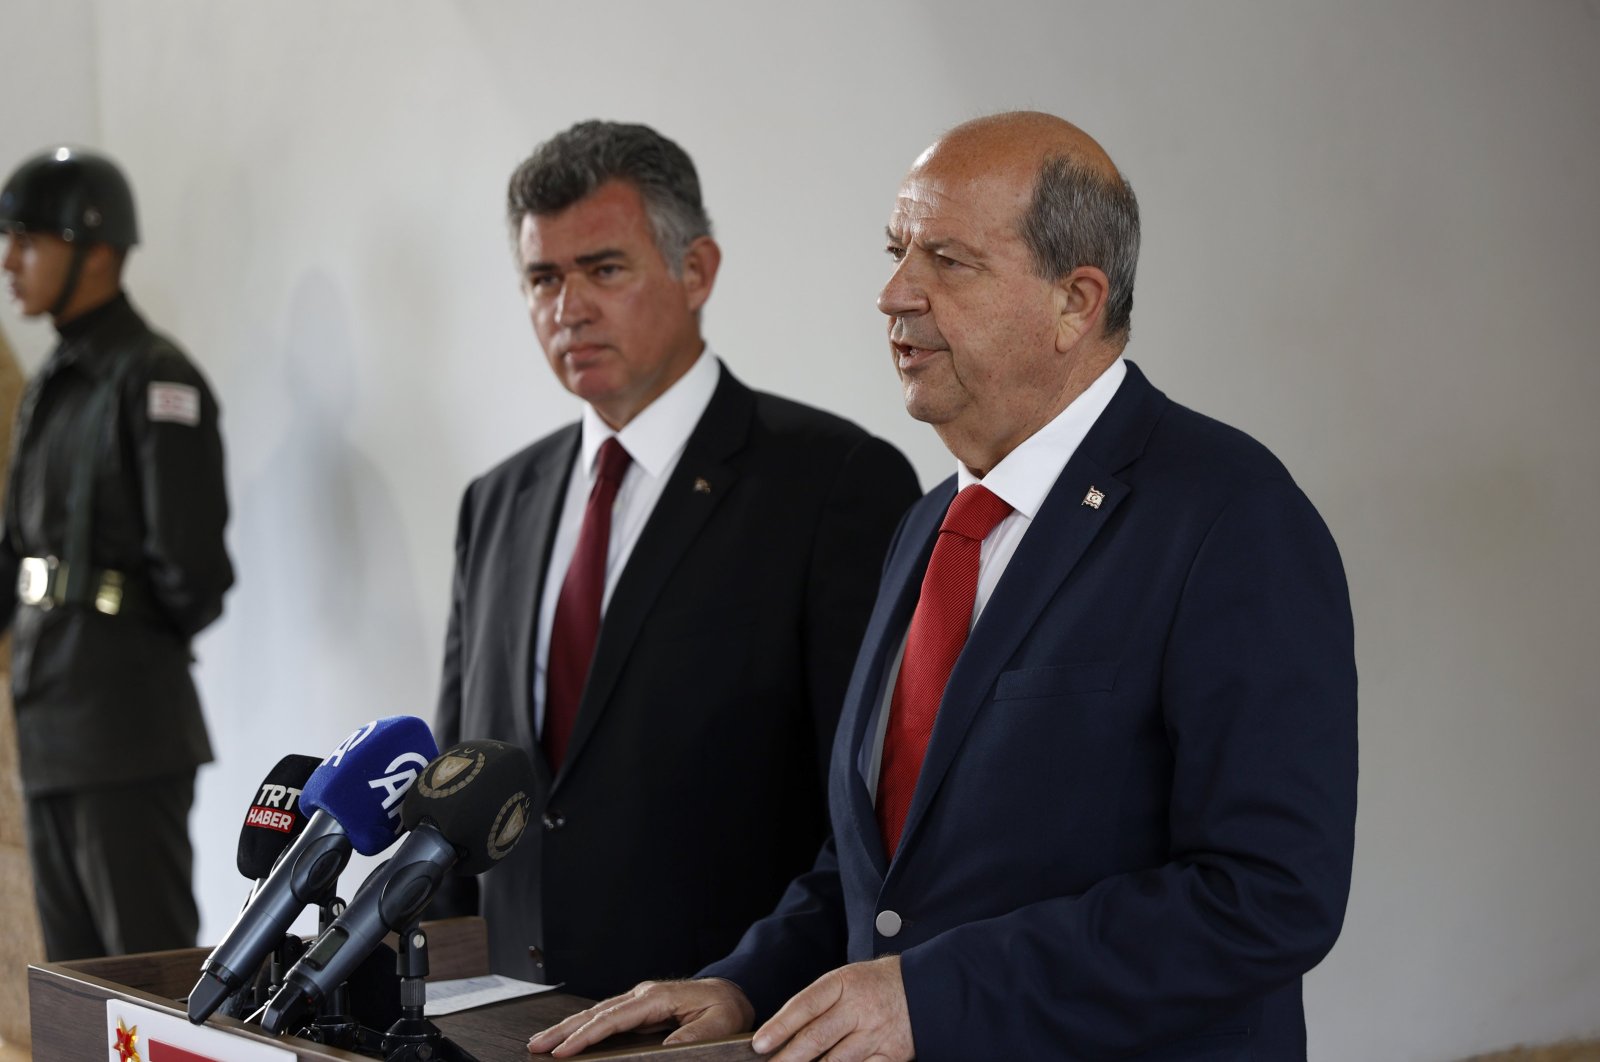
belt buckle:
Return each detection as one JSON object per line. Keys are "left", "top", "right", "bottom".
{"left": 17, "top": 556, "right": 61, "bottom": 609}
{"left": 94, "top": 570, "right": 125, "bottom": 616}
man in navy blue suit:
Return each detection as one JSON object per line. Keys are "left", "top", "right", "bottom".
{"left": 530, "top": 111, "right": 1358, "bottom": 1061}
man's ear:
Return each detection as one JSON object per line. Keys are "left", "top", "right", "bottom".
{"left": 1053, "top": 265, "right": 1109, "bottom": 352}
{"left": 83, "top": 243, "right": 126, "bottom": 287}
{"left": 680, "top": 235, "right": 721, "bottom": 313}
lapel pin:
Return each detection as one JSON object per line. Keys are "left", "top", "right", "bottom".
{"left": 693, "top": 476, "right": 712, "bottom": 494}
{"left": 1082, "top": 485, "right": 1105, "bottom": 510}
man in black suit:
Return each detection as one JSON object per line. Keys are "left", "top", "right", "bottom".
{"left": 434, "top": 121, "right": 920, "bottom": 999}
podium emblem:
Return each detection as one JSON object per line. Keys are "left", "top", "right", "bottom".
{"left": 107, "top": 1000, "right": 293, "bottom": 1060}
{"left": 113, "top": 1018, "right": 140, "bottom": 1062}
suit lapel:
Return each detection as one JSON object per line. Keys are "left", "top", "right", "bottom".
{"left": 512, "top": 427, "right": 579, "bottom": 788}
{"left": 892, "top": 362, "right": 1169, "bottom": 861}
{"left": 839, "top": 482, "right": 952, "bottom": 878}
{"left": 553, "top": 369, "right": 754, "bottom": 787}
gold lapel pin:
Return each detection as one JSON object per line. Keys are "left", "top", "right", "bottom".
{"left": 1082, "top": 485, "right": 1105, "bottom": 509}
{"left": 693, "top": 477, "right": 712, "bottom": 494}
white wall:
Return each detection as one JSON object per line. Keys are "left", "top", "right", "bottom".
{"left": 3, "top": 2, "right": 1597, "bottom": 1057}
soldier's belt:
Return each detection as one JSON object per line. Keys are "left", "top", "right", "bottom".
{"left": 17, "top": 556, "right": 127, "bottom": 615}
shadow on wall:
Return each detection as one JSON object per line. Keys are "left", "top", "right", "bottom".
{"left": 218, "top": 270, "right": 430, "bottom": 748}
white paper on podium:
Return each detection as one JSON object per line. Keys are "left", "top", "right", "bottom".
{"left": 425, "top": 974, "right": 561, "bottom": 1016}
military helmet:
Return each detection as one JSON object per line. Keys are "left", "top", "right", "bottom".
{"left": 0, "top": 146, "right": 139, "bottom": 247}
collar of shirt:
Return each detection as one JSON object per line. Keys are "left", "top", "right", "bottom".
{"left": 49, "top": 292, "right": 136, "bottom": 377}
{"left": 533, "top": 347, "right": 722, "bottom": 733}
{"left": 956, "top": 356, "right": 1128, "bottom": 518}
{"left": 577, "top": 346, "right": 721, "bottom": 481}
{"left": 55, "top": 291, "right": 130, "bottom": 344}
{"left": 863, "top": 356, "right": 1130, "bottom": 789}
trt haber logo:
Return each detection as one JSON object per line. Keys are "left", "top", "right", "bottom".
{"left": 243, "top": 806, "right": 297, "bottom": 832}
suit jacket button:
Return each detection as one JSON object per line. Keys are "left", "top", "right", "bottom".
{"left": 542, "top": 810, "right": 565, "bottom": 831}
{"left": 528, "top": 945, "right": 545, "bottom": 968}
{"left": 875, "top": 910, "right": 903, "bottom": 938}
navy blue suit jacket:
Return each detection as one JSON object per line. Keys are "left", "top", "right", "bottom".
{"left": 703, "top": 362, "right": 1358, "bottom": 1060}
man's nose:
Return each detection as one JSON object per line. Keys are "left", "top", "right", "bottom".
{"left": 877, "top": 257, "right": 927, "bottom": 318}
{"left": 555, "top": 276, "right": 596, "bottom": 327}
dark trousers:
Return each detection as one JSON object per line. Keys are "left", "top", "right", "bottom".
{"left": 26, "top": 772, "right": 199, "bottom": 961}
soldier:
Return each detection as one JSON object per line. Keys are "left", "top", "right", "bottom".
{"left": 0, "top": 147, "right": 233, "bottom": 960}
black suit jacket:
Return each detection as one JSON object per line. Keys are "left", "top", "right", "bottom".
{"left": 435, "top": 364, "right": 920, "bottom": 998}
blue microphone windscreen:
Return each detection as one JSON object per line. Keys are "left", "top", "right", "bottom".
{"left": 301, "top": 716, "right": 439, "bottom": 855}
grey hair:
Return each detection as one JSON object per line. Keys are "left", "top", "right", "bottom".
{"left": 506, "top": 120, "right": 712, "bottom": 274}
{"left": 1018, "top": 156, "right": 1140, "bottom": 341}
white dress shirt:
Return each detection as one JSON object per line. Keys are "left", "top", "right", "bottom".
{"left": 532, "top": 349, "right": 722, "bottom": 735}
{"left": 864, "top": 357, "right": 1128, "bottom": 793}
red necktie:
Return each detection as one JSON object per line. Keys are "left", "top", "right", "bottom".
{"left": 877, "top": 484, "right": 1013, "bottom": 856}
{"left": 544, "top": 437, "right": 632, "bottom": 770}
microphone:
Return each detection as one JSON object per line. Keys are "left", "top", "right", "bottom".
{"left": 238, "top": 754, "right": 321, "bottom": 882}
{"left": 261, "top": 740, "right": 535, "bottom": 1035}
{"left": 187, "top": 716, "right": 438, "bottom": 1024}
{"left": 214, "top": 754, "right": 321, "bottom": 1019}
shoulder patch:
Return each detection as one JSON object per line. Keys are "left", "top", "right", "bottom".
{"left": 148, "top": 381, "right": 201, "bottom": 426}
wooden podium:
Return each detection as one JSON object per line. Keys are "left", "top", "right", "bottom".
{"left": 28, "top": 918, "right": 762, "bottom": 1061}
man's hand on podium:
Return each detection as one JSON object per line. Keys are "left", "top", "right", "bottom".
{"left": 749, "top": 956, "right": 912, "bottom": 1062}
{"left": 527, "top": 976, "right": 756, "bottom": 1057}
{"left": 526, "top": 957, "right": 914, "bottom": 1062}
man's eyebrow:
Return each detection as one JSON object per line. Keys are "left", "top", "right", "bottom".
{"left": 884, "top": 226, "right": 986, "bottom": 263}
{"left": 575, "top": 248, "right": 626, "bottom": 267}
{"left": 924, "top": 236, "right": 986, "bottom": 262}
{"left": 524, "top": 248, "right": 627, "bottom": 274}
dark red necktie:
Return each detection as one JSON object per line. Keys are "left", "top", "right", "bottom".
{"left": 877, "top": 484, "right": 1013, "bottom": 856}
{"left": 544, "top": 437, "right": 632, "bottom": 770}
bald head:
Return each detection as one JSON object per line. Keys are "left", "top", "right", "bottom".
{"left": 913, "top": 111, "right": 1139, "bottom": 342}
{"left": 917, "top": 111, "right": 1120, "bottom": 184}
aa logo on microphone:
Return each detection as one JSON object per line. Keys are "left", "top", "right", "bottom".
{"left": 417, "top": 747, "right": 486, "bottom": 799}
{"left": 369, "top": 751, "right": 432, "bottom": 830}
{"left": 323, "top": 720, "right": 376, "bottom": 767}
{"left": 488, "top": 792, "right": 531, "bottom": 862}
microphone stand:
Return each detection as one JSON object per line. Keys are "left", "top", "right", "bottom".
{"left": 294, "top": 894, "right": 385, "bottom": 1057}
{"left": 260, "top": 928, "right": 307, "bottom": 1013}
{"left": 381, "top": 922, "right": 477, "bottom": 1062}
